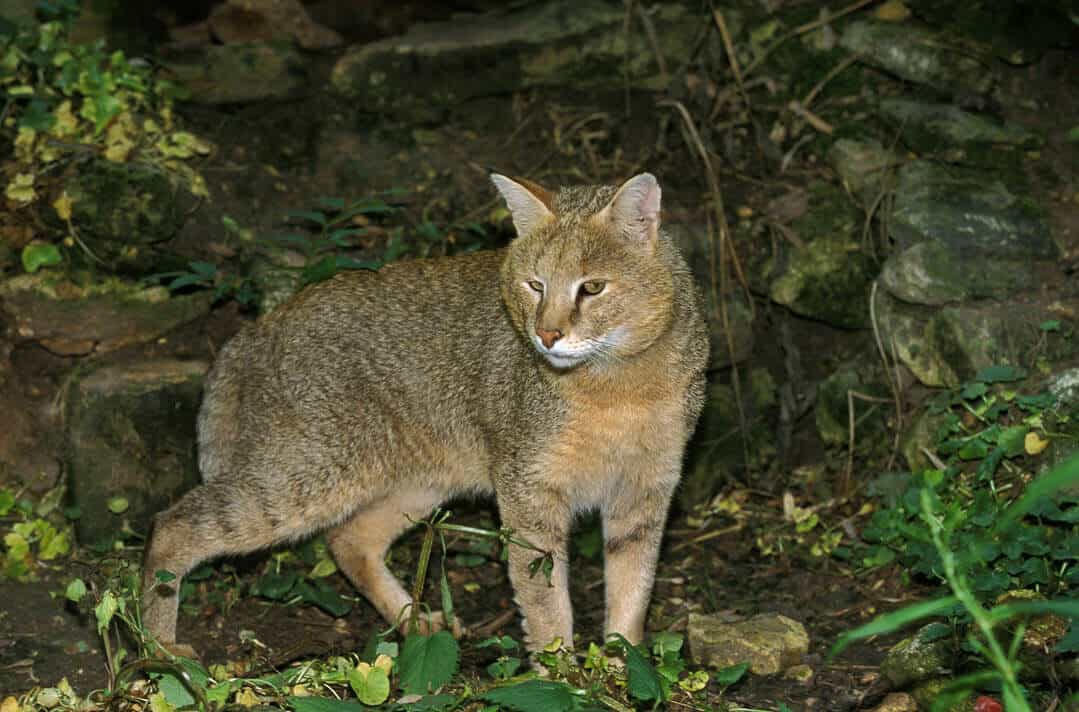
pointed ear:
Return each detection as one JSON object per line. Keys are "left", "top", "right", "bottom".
{"left": 490, "top": 173, "right": 555, "bottom": 237}
{"left": 597, "top": 173, "right": 661, "bottom": 243}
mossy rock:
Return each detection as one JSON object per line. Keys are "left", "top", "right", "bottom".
{"left": 65, "top": 359, "right": 208, "bottom": 547}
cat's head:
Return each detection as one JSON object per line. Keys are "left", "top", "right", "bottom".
{"left": 492, "top": 172, "right": 676, "bottom": 370}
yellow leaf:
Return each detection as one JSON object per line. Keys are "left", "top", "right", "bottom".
{"left": 1024, "top": 431, "right": 1049, "bottom": 455}
{"left": 373, "top": 653, "right": 394, "bottom": 675}
{"left": 105, "top": 114, "right": 135, "bottom": 163}
{"left": 290, "top": 684, "right": 310, "bottom": 697}
{"left": 1, "top": 696, "right": 21, "bottom": 712}
{"left": 5, "top": 173, "right": 36, "bottom": 204}
{"left": 875, "top": 0, "right": 911, "bottom": 21}
{"left": 50, "top": 101, "right": 79, "bottom": 138}
{"left": 14, "top": 128, "right": 35, "bottom": 162}
{"left": 234, "top": 688, "right": 260, "bottom": 708}
{"left": 149, "top": 692, "right": 176, "bottom": 712}
{"left": 354, "top": 661, "right": 372, "bottom": 678}
{"left": 53, "top": 191, "right": 72, "bottom": 221}
{"left": 543, "top": 636, "right": 563, "bottom": 652}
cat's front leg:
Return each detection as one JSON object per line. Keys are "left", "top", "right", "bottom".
{"left": 602, "top": 481, "right": 676, "bottom": 645}
{"left": 497, "top": 489, "right": 573, "bottom": 652}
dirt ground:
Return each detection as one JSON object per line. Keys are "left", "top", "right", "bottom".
{"left": 1, "top": 19, "right": 1077, "bottom": 710}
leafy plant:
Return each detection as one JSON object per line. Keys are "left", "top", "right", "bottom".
{"left": 835, "top": 452, "right": 1079, "bottom": 709}
{"left": 0, "top": 486, "right": 72, "bottom": 581}
{"left": 1, "top": 12, "right": 210, "bottom": 258}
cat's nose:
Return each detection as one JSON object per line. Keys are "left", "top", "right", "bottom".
{"left": 536, "top": 327, "right": 563, "bottom": 349}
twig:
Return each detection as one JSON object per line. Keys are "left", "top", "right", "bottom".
{"left": 845, "top": 390, "right": 894, "bottom": 494}
{"left": 470, "top": 609, "right": 517, "bottom": 639}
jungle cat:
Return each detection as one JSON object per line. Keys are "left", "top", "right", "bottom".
{"left": 142, "top": 172, "right": 709, "bottom": 655}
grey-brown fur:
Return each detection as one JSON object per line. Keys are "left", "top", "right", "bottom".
{"left": 142, "top": 173, "right": 709, "bottom": 655}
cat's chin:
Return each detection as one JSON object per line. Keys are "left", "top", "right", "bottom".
{"left": 542, "top": 352, "right": 588, "bottom": 370}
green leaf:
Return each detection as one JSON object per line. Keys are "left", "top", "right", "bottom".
{"left": 65, "top": 578, "right": 87, "bottom": 603}
{"left": 1056, "top": 623, "right": 1079, "bottom": 653}
{"left": 18, "top": 99, "right": 56, "bottom": 131}
{"left": 398, "top": 631, "right": 459, "bottom": 695}
{"left": 293, "top": 578, "right": 352, "bottom": 617}
{"left": 608, "top": 633, "right": 664, "bottom": 702}
{"left": 975, "top": 366, "right": 1028, "bottom": 383}
{"left": 21, "top": 242, "right": 62, "bottom": 273}
{"left": 1040, "top": 319, "right": 1061, "bottom": 332}
{"left": 486, "top": 657, "right": 521, "bottom": 679}
{"left": 714, "top": 661, "right": 749, "bottom": 687}
{"left": 830, "top": 596, "right": 960, "bottom": 658}
{"left": 988, "top": 598, "right": 1079, "bottom": 626}
{"left": 153, "top": 657, "right": 210, "bottom": 708}
{"left": 960, "top": 382, "right": 988, "bottom": 400}
{"left": 0, "top": 489, "right": 15, "bottom": 516}
{"left": 482, "top": 680, "right": 580, "bottom": 712}
{"left": 996, "top": 452, "right": 1079, "bottom": 531}
{"left": 997, "top": 426, "right": 1028, "bottom": 457}
{"left": 106, "top": 497, "right": 129, "bottom": 514}
{"left": 400, "top": 693, "right": 458, "bottom": 711}
{"left": 287, "top": 210, "right": 328, "bottom": 227}
{"left": 287, "top": 697, "right": 363, "bottom": 712}
{"left": 251, "top": 571, "right": 297, "bottom": 600}
{"left": 348, "top": 666, "right": 391, "bottom": 706}
{"left": 302, "top": 255, "right": 338, "bottom": 285}
{"left": 94, "top": 590, "right": 118, "bottom": 634}
{"left": 439, "top": 568, "right": 455, "bottom": 631}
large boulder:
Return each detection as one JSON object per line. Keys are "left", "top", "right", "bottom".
{"left": 331, "top": 0, "right": 698, "bottom": 120}
{"left": 687, "top": 612, "right": 809, "bottom": 676}
{"left": 0, "top": 272, "right": 213, "bottom": 356}
{"left": 65, "top": 359, "right": 208, "bottom": 547}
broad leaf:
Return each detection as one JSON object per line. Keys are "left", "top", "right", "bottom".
{"left": 482, "top": 679, "right": 580, "bottom": 712}
{"left": 398, "top": 631, "right": 459, "bottom": 695}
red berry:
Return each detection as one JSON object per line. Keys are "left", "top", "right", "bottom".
{"left": 973, "top": 696, "right": 1003, "bottom": 712}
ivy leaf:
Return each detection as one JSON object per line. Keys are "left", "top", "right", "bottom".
{"left": 398, "top": 631, "right": 459, "bottom": 695}
{"left": 293, "top": 578, "right": 352, "bottom": 617}
{"left": 348, "top": 663, "right": 390, "bottom": 706}
{"left": 65, "top": 578, "right": 87, "bottom": 603}
{"left": 714, "top": 661, "right": 750, "bottom": 687}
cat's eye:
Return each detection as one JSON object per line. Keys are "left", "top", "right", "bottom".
{"left": 526, "top": 280, "right": 544, "bottom": 293}
{"left": 579, "top": 280, "right": 606, "bottom": 297}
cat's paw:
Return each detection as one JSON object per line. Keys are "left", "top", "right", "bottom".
{"left": 152, "top": 641, "right": 200, "bottom": 661}
{"left": 399, "top": 610, "right": 466, "bottom": 639}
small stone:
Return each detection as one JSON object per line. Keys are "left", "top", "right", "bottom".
{"left": 870, "top": 692, "right": 919, "bottom": 712}
{"left": 782, "top": 663, "right": 814, "bottom": 684}
{"left": 880, "top": 624, "right": 955, "bottom": 688}
{"left": 687, "top": 612, "right": 809, "bottom": 676}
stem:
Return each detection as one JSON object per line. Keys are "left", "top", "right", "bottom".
{"left": 919, "top": 489, "right": 1030, "bottom": 711}
{"left": 410, "top": 520, "right": 435, "bottom": 633}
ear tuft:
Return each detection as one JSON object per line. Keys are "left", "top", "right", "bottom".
{"left": 491, "top": 174, "right": 555, "bottom": 238}
{"left": 599, "top": 173, "right": 661, "bottom": 242}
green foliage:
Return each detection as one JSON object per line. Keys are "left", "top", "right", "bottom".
{"left": 1, "top": 13, "right": 209, "bottom": 251}
{"left": 861, "top": 372, "right": 1078, "bottom": 601}
{"left": 398, "top": 630, "right": 460, "bottom": 696}
{"left": 838, "top": 453, "right": 1079, "bottom": 709}
{"left": 0, "top": 486, "right": 73, "bottom": 581}
{"left": 482, "top": 679, "right": 584, "bottom": 712}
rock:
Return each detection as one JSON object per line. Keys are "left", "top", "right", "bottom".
{"left": 249, "top": 245, "right": 306, "bottom": 314}
{"left": 164, "top": 42, "right": 306, "bottom": 105}
{"left": 869, "top": 692, "right": 919, "bottom": 712}
{"left": 840, "top": 20, "right": 995, "bottom": 99}
{"left": 209, "top": 0, "right": 343, "bottom": 49}
{"left": 878, "top": 99, "right": 1040, "bottom": 151}
{"left": 899, "top": 409, "right": 950, "bottom": 474}
{"left": 911, "top": 679, "right": 977, "bottom": 711}
{"left": 681, "top": 370, "right": 777, "bottom": 508}
{"left": 994, "top": 589, "right": 1071, "bottom": 683}
{"left": 668, "top": 223, "right": 754, "bottom": 368}
{"left": 687, "top": 612, "right": 808, "bottom": 676}
{"left": 890, "top": 161, "right": 1056, "bottom": 259}
{"left": 60, "top": 159, "right": 203, "bottom": 273}
{"left": 764, "top": 184, "right": 875, "bottom": 329}
{"left": 875, "top": 291, "right": 1077, "bottom": 388}
{"left": 814, "top": 361, "right": 889, "bottom": 447}
{"left": 331, "top": 0, "right": 697, "bottom": 120}
{"left": 880, "top": 624, "right": 955, "bottom": 688}
{"left": 0, "top": 272, "right": 213, "bottom": 356}
{"left": 782, "top": 663, "right": 814, "bottom": 684}
{"left": 880, "top": 241, "right": 1035, "bottom": 307}
{"left": 828, "top": 138, "right": 897, "bottom": 204}
{"left": 1048, "top": 368, "right": 1079, "bottom": 410}
{"left": 65, "top": 359, "right": 207, "bottom": 547}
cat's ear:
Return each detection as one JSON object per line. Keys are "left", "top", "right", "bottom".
{"left": 597, "top": 173, "right": 661, "bottom": 244}
{"left": 490, "top": 173, "right": 555, "bottom": 238}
